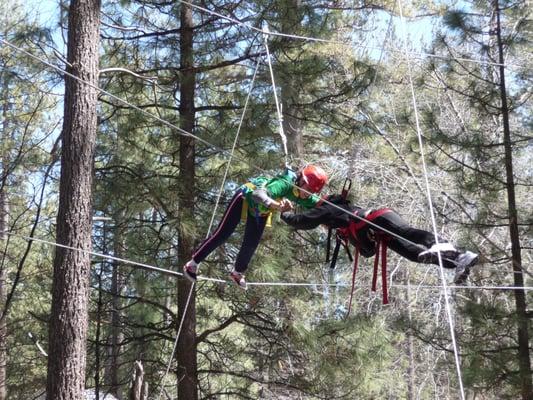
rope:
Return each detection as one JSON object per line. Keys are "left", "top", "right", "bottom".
{"left": 0, "top": 37, "right": 265, "bottom": 176}
{"left": 262, "top": 24, "right": 288, "bottom": 163}
{"left": 155, "top": 57, "right": 262, "bottom": 399}
{"left": 175, "top": 0, "right": 522, "bottom": 69}
{"left": 3, "top": 231, "right": 531, "bottom": 291}
{"left": 397, "top": 1, "right": 465, "bottom": 398}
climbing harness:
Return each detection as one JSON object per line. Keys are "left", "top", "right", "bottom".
{"left": 325, "top": 179, "right": 395, "bottom": 314}
{"left": 337, "top": 208, "right": 394, "bottom": 314}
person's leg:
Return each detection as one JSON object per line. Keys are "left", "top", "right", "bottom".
{"left": 192, "top": 190, "right": 244, "bottom": 263}
{"left": 183, "top": 190, "right": 244, "bottom": 281}
{"left": 386, "top": 237, "right": 426, "bottom": 263}
{"left": 229, "top": 215, "right": 267, "bottom": 290}
{"left": 234, "top": 215, "right": 268, "bottom": 273}
{"left": 373, "top": 213, "right": 457, "bottom": 267}
{"left": 371, "top": 212, "right": 477, "bottom": 281}
{"left": 373, "top": 212, "right": 436, "bottom": 247}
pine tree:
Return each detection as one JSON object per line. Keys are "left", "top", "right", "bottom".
{"left": 0, "top": 1, "right": 61, "bottom": 397}
{"left": 46, "top": 0, "right": 101, "bottom": 398}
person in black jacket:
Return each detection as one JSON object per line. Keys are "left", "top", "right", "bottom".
{"left": 281, "top": 195, "right": 478, "bottom": 284}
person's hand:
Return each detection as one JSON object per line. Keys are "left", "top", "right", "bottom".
{"left": 278, "top": 199, "right": 293, "bottom": 212}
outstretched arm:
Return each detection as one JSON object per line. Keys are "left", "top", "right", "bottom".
{"left": 251, "top": 188, "right": 278, "bottom": 208}
{"left": 252, "top": 188, "right": 292, "bottom": 211}
{"left": 281, "top": 194, "right": 356, "bottom": 230}
{"left": 280, "top": 207, "right": 329, "bottom": 230}
{"left": 281, "top": 200, "right": 350, "bottom": 230}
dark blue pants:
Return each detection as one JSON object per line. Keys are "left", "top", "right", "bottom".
{"left": 192, "top": 189, "right": 268, "bottom": 273}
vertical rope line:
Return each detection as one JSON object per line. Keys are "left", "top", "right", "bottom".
{"left": 396, "top": 1, "right": 466, "bottom": 398}
{"left": 263, "top": 25, "right": 289, "bottom": 164}
{"left": 156, "top": 58, "right": 261, "bottom": 399}
{"left": 205, "top": 59, "right": 261, "bottom": 231}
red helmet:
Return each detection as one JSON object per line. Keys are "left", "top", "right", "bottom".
{"left": 301, "top": 165, "right": 327, "bottom": 193}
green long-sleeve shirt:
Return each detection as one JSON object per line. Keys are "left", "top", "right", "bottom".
{"left": 241, "top": 169, "right": 321, "bottom": 216}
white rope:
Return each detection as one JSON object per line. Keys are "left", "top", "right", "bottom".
{"left": 175, "top": 0, "right": 522, "bottom": 69}
{"left": 262, "top": 24, "right": 288, "bottom": 163}
{"left": 0, "top": 37, "right": 263, "bottom": 175}
{"left": 4, "top": 231, "right": 531, "bottom": 291}
{"left": 397, "top": 1, "right": 465, "bottom": 398}
{"left": 156, "top": 58, "right": 262, "bottom": 399}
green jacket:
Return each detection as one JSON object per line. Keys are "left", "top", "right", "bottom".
{"left": 241, "top": 169, "right": 321, "bottom": 216}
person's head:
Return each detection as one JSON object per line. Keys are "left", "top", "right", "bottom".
{"left": 297, "top": 165, "right": 328, "bottom": 198}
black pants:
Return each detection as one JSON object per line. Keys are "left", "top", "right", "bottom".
{"left": 192, "top": 189, "right": 267, "bottom": 273}
{"left": 368, "top": 212, "right": 456, "bottom": 269}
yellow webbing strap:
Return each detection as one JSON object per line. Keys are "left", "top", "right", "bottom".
{"left": 241, "top": 182, "right": 273, "bottom": 227}
{"left": 265, "top": 212, "right": 273, "bottom": 228}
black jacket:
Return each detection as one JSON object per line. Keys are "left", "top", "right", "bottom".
{"left": 280, "top": 195, "right": 359, "bottom": 229}
{"left": 281, "top": 195, "right": 376, "bottom": 257}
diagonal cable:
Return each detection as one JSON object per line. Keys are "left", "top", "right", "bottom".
{"left": 397, "top": 1, "right": 465, "bottom": 398}
{"left": 174, "top": 0, "right": 522, "bottom": 69}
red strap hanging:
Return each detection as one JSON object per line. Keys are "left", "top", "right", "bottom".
{"left": 371, "top": 235, "right": 390, "bottom": 305}
{"left": 342, "top": 208, "right": 394, "bottom": 316}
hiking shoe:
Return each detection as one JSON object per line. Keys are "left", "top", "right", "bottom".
{"left": 183, "top": 261, "right": 198, "bottom": 282}
{"left": 453, "top": 251, "right": 479, "bottom": 284}
{"left": 229, "top": 271, "right": 247, "bottom": 290}
{"left": 418, "top": 243, "right": 459, "bottom": 264}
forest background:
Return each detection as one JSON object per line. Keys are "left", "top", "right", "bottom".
{"left": 0, "top": 0, "right": 531, "bottom": 399}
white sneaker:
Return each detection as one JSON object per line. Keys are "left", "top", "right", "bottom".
{"left": 453, "top": 251, "right": 479, "bottom": 284}
{"left": 229, "top": 271, "right": 247, "bottom": 290}
{"left": 418, "top": 243, "right": 459, "bottom": 263}
{"left": 183, "top": 260, "right": 198, "bottom": 282}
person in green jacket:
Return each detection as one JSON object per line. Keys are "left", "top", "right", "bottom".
{"left": 183, "top": 165, "right": 328, "bottom": 289}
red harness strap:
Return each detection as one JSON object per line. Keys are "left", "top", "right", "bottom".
{"left": 371, "top": 233, "right": 390, "bottom": 305}
{"left": 342, "top": 208, "right": 393, "bottom": 315}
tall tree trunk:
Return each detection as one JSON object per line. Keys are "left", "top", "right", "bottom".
{"left": 130, "top": 361, "right": 148, "bottom": 400}
{"left": 0, "top": 190, "right": 7, "bottom": 400}
{"left": 176, "top": 2, "right": 197, "bottom": 399}
{"left": 105, "top": 214, "right": 125, "bottom": 399}
{"left": 95, "top": 254, "right": 104, "bottom": 400}
{"left": 0, "top": 76, "right": 10, "bottom": 400}
{"left": 94, "top": 220, "right": 109, "bottom": 400}
{"left": 46, "top": 0, "right": 101, "bottom": 398}
{"left": 493, "top": 2, "right": 532, "bottom": 399}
